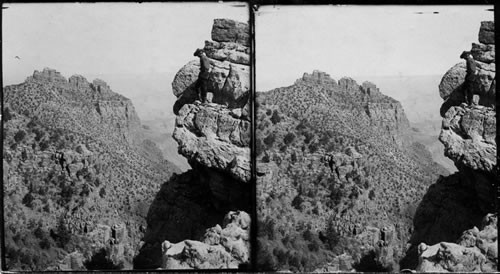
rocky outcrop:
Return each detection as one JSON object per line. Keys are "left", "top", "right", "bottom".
{"left": 478, "top": 21, "right": 495, "bottom": 45}
{"left": 439, "top": 21, "right": 496, "bottom": 116}
{"left": 160, "top": 211, "right": 250, "bottom": 269}
{"left": 313, "top": 254, "right": 354, "bottom": 272}
{"left": 135, "top": 19, "right": 251, "bottom": 270}
{"left": 173, "top": 103, "right": 250, "bottom": 182}
{"left": 416, "top": 214, "right": 497, "bottom": 272}
{"left": 172, "top": 19, "right": 250, "bottom": 114}
{"left": 211, "top": 19, "right": 250, "bottom": 46}
{"left": 171, "top": 18, "right": 251, "bottom": 185}
{"left": 30, "top": 68, "right": 67, "bottom": 84}
{"left": 440, "top": 105, "right": 496, "bottom": 172}
{"left": 403, "top": 21, "right": 497, "bottom": 272}
{"left": 298, "top": 70, "right": 339, "bottom": 88}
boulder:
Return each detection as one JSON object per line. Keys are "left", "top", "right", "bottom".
{"left": 439, "top": 105, "right": 496, "bottom": 172}
{"left": 471, "top": 43, "right": 495, "bottom": 64}
{"left": 204, "top": 40, "right": 250, "bottom": 65}
{"left": 478, "top": 21, "right": 495, "bottom": 45}
{"left": 438, "top": 62, "right": 466, "bottom": 101}
{"left": 173, "top": 103, "right": 251, "bottom": 182}
{"left": 58, "top": 251, "right": 86, "bottom": 270}
{"left": 211, "top": 19, "right": 250, "bottom": 46}
{"left": 159, "top": 211, "right": 250, "bottom": 269}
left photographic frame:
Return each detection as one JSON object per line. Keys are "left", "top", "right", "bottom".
{"left": 2, "top": 2, "right": 252, "bottom": 270}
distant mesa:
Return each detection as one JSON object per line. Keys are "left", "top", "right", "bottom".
{"left": 297, "top": 70, "right": 382, "bottom": 97}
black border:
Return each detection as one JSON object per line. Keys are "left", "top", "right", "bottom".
{"left": 1, "top": 1, "right": 499, "bottom": 273}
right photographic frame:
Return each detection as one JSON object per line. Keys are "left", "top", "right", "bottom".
{"left": 254, "top": 5, "right": 496, "bottom": 272}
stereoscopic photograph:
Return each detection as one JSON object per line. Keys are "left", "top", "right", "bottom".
{"left": 254, "top": 5, "right": 496, "bottom": 272}
{"left": 2, "top": 2, "right": 497, "bottom": 273}
{"left": 2, "top": 2, "right": 250, "bottom": 270}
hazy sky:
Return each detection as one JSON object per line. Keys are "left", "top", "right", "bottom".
{"left": 256, "top": 5, "right": 494, "bottom": 91}
{"left": 2, "top": 2, "right": 249, "bottom": 86}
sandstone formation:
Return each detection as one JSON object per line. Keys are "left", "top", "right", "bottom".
{"left": 134, "top": 19, "right": 251, "bottom": 270}
{"left": 172, "top": 19, "right": 250, "bottom": 114}
{"left": 211, "top": 19, "right": 250, "bottom": 46}
{"left": 403, "top": 21, "right": 497, "bottom": 272}
{"left": 438, "top": 22, "right": 496, "bottom": 116}
{"left": 416, "top": 214, "right": 497, "bottom": 272}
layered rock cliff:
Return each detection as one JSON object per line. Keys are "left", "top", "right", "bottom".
{"left": 134, "top": 19, "right": 251, "bottom": 270}
{"left": 402, "top": 21, "right": 497, "bottom": 272}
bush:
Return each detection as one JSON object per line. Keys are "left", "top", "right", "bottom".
{"left": 4, "top": 107, "right": 13, "bottom": 122}
{"left": 39, "top": 237, "right": 51, "bottom": 249}
{"left": 22, "top": 192, "right": 34, "bottom": 208}
{"left": 353, "top": 250, "right": 389, "bottom": 272}
{"left": 308, "top": 142, "right": 318, "bottom": 153}
{"left": 325, "top": 222, "right": 340, "bottom": 250}
{"left": 60, "top": 183, "right": 75, "bottom": 205}
{"left": 270, "top": 110, "right": 281, "bottom": 124}
{"left": 263, "top": 133, "right": 276, "bottom": 147}
{"left": 369, "top": 189, "right": 376, "bottom": 200}
{"left": 279, "top": 145, "right": 287, "bottom": 152}
{"left": 33, "top": 128, "right": 45, "bottom": 142}
{"left": 39, "top": 140, "right": 49, "bottom": 151}
{"left": 303, "top": 131, "right": 315, "bottom": 144}
{"left": 256, "top": 240, "right": 278, "bottom": 271}
{"left": 262, "top": 154, "right": 270, "bottom": 163}
{"left": 255, "top": 138, "right": 265, "bottom": 156}
{"left": 284, "top": 133, "right": 296, "bottom": 145}
{"left": 84, "top": 248, "right": 123, "bottom": 270}
{"left": 54, "top": 215, "right": 71, "bottom": 248}
{"left": 27, "top": 119, "right": 37, "bottom": 128}
{"left": 99, "top": 187, "right": 106, "bottom": 198}
{"left": 14, "top": 130, "right": 27, "bottom": 143}
{"left": 80, "top": 184, "right": 90, "bottom": 197}
{"left": 319, "top": 134, "right": 330, "bottom": 146}
{"left": 291, "top": 194, "right": 304, "bottom": 210}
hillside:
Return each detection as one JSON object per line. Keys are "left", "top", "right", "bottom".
{"left": 3, "top": 68, "right": 179, "bottom": 270}
{"left": 255, "top": 70, "right": 448, "bottom": 272}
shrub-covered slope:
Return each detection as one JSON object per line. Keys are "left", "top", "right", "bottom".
{"left": 255, "top": 71, "right": 447, "bottom": 272}
{"left": 3, "top": 68, "right": 179, "bottom": 270}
